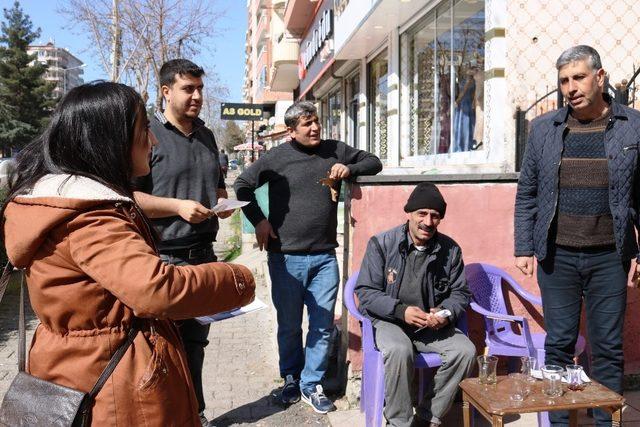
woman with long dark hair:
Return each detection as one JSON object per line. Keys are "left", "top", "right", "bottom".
{"left": 2, "top": 81, "right": 255, "bottom": 425}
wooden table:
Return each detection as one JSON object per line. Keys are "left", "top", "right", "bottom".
{"left": 459, "top": 376, "right": 625, "bottom": 427}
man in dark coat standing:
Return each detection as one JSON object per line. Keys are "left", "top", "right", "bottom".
{"left": 515, "top": 45, "right": 640, "bottom": 426}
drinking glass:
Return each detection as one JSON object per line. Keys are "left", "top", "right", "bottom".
{"left": 477, "top": 355, "right": 498, "bottom": 385}
{"left": 520, "top": 356, "right": 537, "bottom": 376}
{"left": 508, "top": 373, "right": 527, "bottom": 402}
{"left": 566, "top": 364, "right": 585, "bottom": 391}
{"left": 541, "top": 365, "right": 564, "bottom": 397}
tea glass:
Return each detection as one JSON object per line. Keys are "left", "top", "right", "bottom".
{"left": 541, "top": 364, "right": 564, "bottom": 397}
{"left": 508, "top": 373, "right": 527, "bottom": 402}
{"left": 477, "top": 355, "right": 498, "bottom": 385}
{"left": 566, "top": 364, "right": 585, "bottom": 391}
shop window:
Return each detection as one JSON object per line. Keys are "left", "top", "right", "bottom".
{"left": 369, "top": 50, "right": 388, "bottom": 162}
{"left": 327, "top": 90, "right": 342, "bottom": 140}
{"left": 401, "top": 0, "right": 485, "bottom": 159}
{"left": 347, "top": 74, "right": 359, "bottom": 147}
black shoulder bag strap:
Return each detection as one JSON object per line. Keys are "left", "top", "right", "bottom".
{"left": 0, "top": 261, "right": 140, "bottom": 404}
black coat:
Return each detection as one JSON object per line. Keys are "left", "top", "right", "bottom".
{"left": 514, "top": 99, "right": 640, "bottom": 262}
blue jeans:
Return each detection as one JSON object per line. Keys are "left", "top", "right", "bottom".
{"left": 538, "top": 245, "right": 629, "bottom": 427}
{"left": 267, "top": 250, "right": 340, "bottom": 393}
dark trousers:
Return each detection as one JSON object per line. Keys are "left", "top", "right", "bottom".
{"left": 160, "top": 249, "right": 216, "bottom": 414}
{"left": 538, "top": 245, "right": 629, "bottom": 427}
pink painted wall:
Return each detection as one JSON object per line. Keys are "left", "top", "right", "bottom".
{"left": 346, "top": 182, "right": 640, "bottom": 373}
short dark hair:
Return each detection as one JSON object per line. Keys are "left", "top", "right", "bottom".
{"left": 159, "top": 59, "right": 205, "bottom": 87}
{"left": 6, "top": 81, "right": 145, "bottom": 202}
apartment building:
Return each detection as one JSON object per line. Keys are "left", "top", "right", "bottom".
{"left": 243, "top": 0, "right": 297, "bottom": 150}
{"left": 28, "top": 42, "right": 84, "bottom": 98}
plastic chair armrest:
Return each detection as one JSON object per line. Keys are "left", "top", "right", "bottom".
{"left": 511, "top": 286, "right": 543, "bottom": 306}
{"left": 470, "top": 302, "right": 537, "bottom": 357}
{"left": 470, "top": 302, "right": 526, "bottom": 324}
{"left": 501, "top": 274, "right": 543, "bottom": 306}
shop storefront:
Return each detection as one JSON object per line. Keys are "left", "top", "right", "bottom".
{"left": 318, "top": 0, "right": 640, "bottom": 380}
{"left": 400, "top": 1, "right": 485, "bottom": 158}
{"left": 318, "top": 0, "right": 503, "bottom": 172}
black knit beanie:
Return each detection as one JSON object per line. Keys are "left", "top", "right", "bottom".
{"left": 403, "top": 182, "right": 447, "bottom": 217}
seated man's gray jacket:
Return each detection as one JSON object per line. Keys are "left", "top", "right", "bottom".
{"left": 515, "top": 98, "right": 640, "bottom": 262}
{"left": 354, "top": 223, "right": 471, "bottom": 325}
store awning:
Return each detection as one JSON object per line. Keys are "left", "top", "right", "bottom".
{"left": 233, "top": 142, "right": 265, "bottom": 151}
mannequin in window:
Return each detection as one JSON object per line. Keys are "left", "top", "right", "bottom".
{"left": 472, "top": 64, "right": 484, "bottom": 150}
{"left": 452, "top": 67, "right": 476, "bottom": 152}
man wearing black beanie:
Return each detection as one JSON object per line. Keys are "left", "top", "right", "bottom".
{"left": 403, "top": 182, "right": 447, "bottom": 217}
{"left": 355, "top": 183, "right": 475, "bottom": 427}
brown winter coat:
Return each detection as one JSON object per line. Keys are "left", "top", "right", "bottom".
{"left": 2, "top": 175, "right": 255, "bottom": 426}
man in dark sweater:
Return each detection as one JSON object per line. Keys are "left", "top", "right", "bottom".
{"left": 134, "top": 59, "right": 231, "bottom": 427}
{"left": 515, "top": 45, "right": 640, "bottom": 426}
{"left": 355, "top": 183, "right": 475, "bottom": 427}
{"left": 234, "top": 101, "right": 382, "bottom": 413}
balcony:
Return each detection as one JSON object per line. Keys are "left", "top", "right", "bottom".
{"left": 252, "top": 11, "right": 268, "bottom": 47}
{"left": 283, "top": 0, "right": 315, "bottom": 37}
{"left": 269, "top": 36, "right": 300, "bottom": 92}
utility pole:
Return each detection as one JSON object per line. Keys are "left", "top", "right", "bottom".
{"left": 110, "top": 0, "right": 121, "bottom": 82}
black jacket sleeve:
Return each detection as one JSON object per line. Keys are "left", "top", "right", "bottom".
{"left": 514, "top": 121, "right": 540, "bottom": 257}
{"left": 341, "top": 142, "right": 383, "bottom": 177}
{"left": 354, "top": 237, "right": 401, "bottom": 321}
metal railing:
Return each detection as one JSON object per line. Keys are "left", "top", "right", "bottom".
{"left": 514, "top": 86, "right": 563, "bottom": 171}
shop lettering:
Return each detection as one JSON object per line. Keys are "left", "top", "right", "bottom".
{"left": 301, "top": 8, "right": 333, "bottom": 70}
{"left": 222, "top": 107, "right": 262, "bottom": 117}
{"left": 220, "top": 103, "right": 264, "bottom": 121}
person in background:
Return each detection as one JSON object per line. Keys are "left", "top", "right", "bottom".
{"left": 219, "top": 149, "right": 229, "bottom": 178}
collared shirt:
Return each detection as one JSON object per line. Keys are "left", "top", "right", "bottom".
{"left": 135, "top": 110, "right": 225, "bottom": 251}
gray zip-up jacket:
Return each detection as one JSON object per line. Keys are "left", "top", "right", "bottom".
{"left": 514, "top": 98, "right": 640, "bottom": 262}
{"left": 354, "top": 223, "right": 471, "bottom": 325}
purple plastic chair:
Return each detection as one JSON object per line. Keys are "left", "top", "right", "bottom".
{"left": 344, "top": 271, "right": 467, "bottom": 427}
{"left": 465, "top": 263, "right": 587, "bottom": 427}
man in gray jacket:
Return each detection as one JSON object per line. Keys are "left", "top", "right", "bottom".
{"left": 355, "top": 183, "right": 475, "bottom": 427}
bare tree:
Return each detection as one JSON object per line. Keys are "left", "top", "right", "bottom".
{"left": 200, "top": 72, "right": 230, "bottom": 131}
{"left": 59, "top": 0, "right": 226, "bottom": 107}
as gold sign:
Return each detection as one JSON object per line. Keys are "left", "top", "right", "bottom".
{"left": 220, "top": 103, "right": 264, "bottom": 121}
{"left": 222, "top": 107, "right": 262, "bottom": 117}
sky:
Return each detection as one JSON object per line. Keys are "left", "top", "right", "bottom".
{"left": 0, "top": 0, "right": 248, "bottom": 102}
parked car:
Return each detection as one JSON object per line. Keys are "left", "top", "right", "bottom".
{"left": 0, "top": 158, "right": 16, "bottom": 190}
